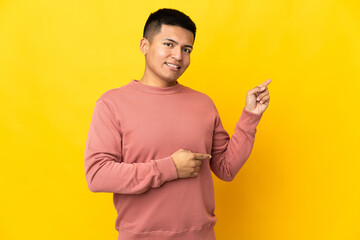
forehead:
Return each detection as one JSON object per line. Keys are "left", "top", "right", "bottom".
{"left": 154, "top": 24, "right": 194, "bottom": 45}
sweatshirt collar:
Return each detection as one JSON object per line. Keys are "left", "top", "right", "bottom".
{"left": 129, "top": 80, "right": 183, "bottom": 95}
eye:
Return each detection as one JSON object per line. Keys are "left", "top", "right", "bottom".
{"left": 184, "top": 48, "right": 192, "bottom": 54}
{"left": 164, "top": 42, "right": 173, "bottom": 47}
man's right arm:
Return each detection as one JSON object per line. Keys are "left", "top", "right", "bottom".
{"left": 84, "top": 99, "right": 179, "bottom": 194}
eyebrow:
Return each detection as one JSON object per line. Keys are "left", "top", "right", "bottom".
{"left": 163, "top": 38, "right": 193, "bottom": 49}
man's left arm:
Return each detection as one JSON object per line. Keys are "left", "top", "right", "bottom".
{"left": 210, "top": 79, "right": 271, "bottom": 181}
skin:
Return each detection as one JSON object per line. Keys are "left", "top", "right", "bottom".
{"left": 245, "top": 79, "right": 271, "bottom": 115}
{"left": 139, "top": 24, "right": 194, "bottom": 87}
{"left": 138, "top": 24, "right": 271, "bottom": 178}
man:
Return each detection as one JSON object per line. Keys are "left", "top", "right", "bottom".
{"left": 84, "top": 8, "right": 270, "bottom": 240}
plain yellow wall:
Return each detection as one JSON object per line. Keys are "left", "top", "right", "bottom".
{"left": 1, "top": 0, "right": 359, "bottom": 239}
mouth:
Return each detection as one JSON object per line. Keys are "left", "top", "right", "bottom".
{"left": 165, "top": 62, "right": 181, "bottom": 70}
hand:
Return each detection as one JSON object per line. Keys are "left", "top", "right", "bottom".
{"left": 171, "top": 149, "right": 211, "bottom": 178}
{"left": 245, "top": 79, "right": 271, "bottom": 115}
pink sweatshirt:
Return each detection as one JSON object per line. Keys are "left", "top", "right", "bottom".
{"left": 84, "top": 80, "right": 262, "bottom": 240}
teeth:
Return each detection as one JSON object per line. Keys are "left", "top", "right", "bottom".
{"left": 166, "top": 63, "right": 180, "bottom": 69}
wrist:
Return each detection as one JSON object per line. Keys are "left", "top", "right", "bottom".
{"left": 243, "top": 107, "right": 262, "bottom": 116}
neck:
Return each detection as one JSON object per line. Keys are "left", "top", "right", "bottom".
{"left": 139, "top": 70, "right": 178, "bottom": 87}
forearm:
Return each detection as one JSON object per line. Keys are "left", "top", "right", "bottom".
{"left": 85, "top": 153, "right": 178, "bottom": 194}
{"left": 210, "top": 108, "right": 262, "bottom": 181}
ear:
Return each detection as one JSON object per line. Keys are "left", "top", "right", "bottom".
{"left": 140, "top": 38, "right": 149, "bottom": 55}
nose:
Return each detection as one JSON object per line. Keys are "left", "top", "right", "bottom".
{"left": 172, "top": 46, "right": 183, "bottom": 61}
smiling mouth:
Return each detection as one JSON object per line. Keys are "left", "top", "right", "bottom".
{"left": 165, "top": 62, "right": 181, "bottom": 70}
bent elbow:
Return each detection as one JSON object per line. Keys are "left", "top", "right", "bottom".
{"left": 221, "top": 174, "right": 235, "bottom": 182}
{"left": 86, "top": 179, "right": 99, "bottom": 192}
{"left": 215, "top": 169, "right": 235, "bottom": 182}
{"left": 87, "top": 182, "right": 99, "bottom": 193}
{"left": 85, "top": 172, "right": 103, "bottom": 193}
{"left": 85, "top": 160, "right": 108, "bottom": 193}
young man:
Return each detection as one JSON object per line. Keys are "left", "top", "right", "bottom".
{"left": 84, "top": 8, "right": 270, "bottom": 240}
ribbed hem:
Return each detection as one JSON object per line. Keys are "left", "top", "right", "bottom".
{"left": 117, "top": 226, "right": 216, "bottom": 240}
{"left": 129, "top": 80, "right": 183, "bottom": 95}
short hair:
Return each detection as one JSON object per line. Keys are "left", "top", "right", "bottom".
{"left": 143, "top": 8, "right": 196, "bottom": 42}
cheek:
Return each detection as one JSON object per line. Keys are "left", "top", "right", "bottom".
{"left": 148, "top": 48, "right": 167, "bottom": 60}
{"left": 161, "top": 50, "right": 172, "bottom": 60}
{"left": 183, "top": 56, "right": 191, "bottom": 67}
{"left": 155, "top": 48, "right": 169, "bottom": 59}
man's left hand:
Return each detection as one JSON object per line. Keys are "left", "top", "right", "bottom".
{"left": 244, "top": 79, "right": 271, "bottom": 115}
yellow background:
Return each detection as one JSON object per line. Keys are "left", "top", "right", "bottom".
{"left": 1, "top": 0, "right": 359, "bottom": 239}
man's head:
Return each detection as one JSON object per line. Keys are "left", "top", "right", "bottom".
{"left": 139, "top": 9, "right": 196, "bottom": 86}
{"left": 143, "top": 8, "right": 196, "bottom": 43}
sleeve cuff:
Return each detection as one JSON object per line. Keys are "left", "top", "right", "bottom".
{"left": 154, "top": 156, "right": 179, "bottom": 183}
{"left": 237, "top": 107, "right": 262, "bottom": 133}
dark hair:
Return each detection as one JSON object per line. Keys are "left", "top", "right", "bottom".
{"left": 143, "top": 8, "right": 196, "bottom": 42}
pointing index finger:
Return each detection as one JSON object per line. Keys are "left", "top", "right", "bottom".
{"left": 194, "top": 153, "right": 212, "bottom": 160}
{"left": 258, "top": 79, "right": 272, "bottom": 88}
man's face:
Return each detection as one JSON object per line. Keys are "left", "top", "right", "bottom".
{"left": 141, "top": 24, "right": 194, "bottom": 86}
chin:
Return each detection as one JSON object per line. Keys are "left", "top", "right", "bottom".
{"left": 164, "top": 79, "right": 179, "bottom": 86}
{"left": 162, "top": 76, "right": 180, "bottom": 84}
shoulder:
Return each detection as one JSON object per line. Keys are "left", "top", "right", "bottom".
{"left": 180, "top": 84, "right": 214, "bottom": 102}
{"left": 180, "top": 84, "right": 217, "bottom": 108}
{"left": 97, "top": 81, "right": 133, "bottom": 101}
{"left": 93, "top": 82, "right": 134, "bottom": 112}
{"left": 100, "top": 85, "right": 128, "bottom": 99}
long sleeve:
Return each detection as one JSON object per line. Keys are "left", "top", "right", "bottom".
{"left": 84, "top": 99, "right": 178, "bottom": 194}
{"left": 210, "top": 107, "right": 262, "bottom": 181}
